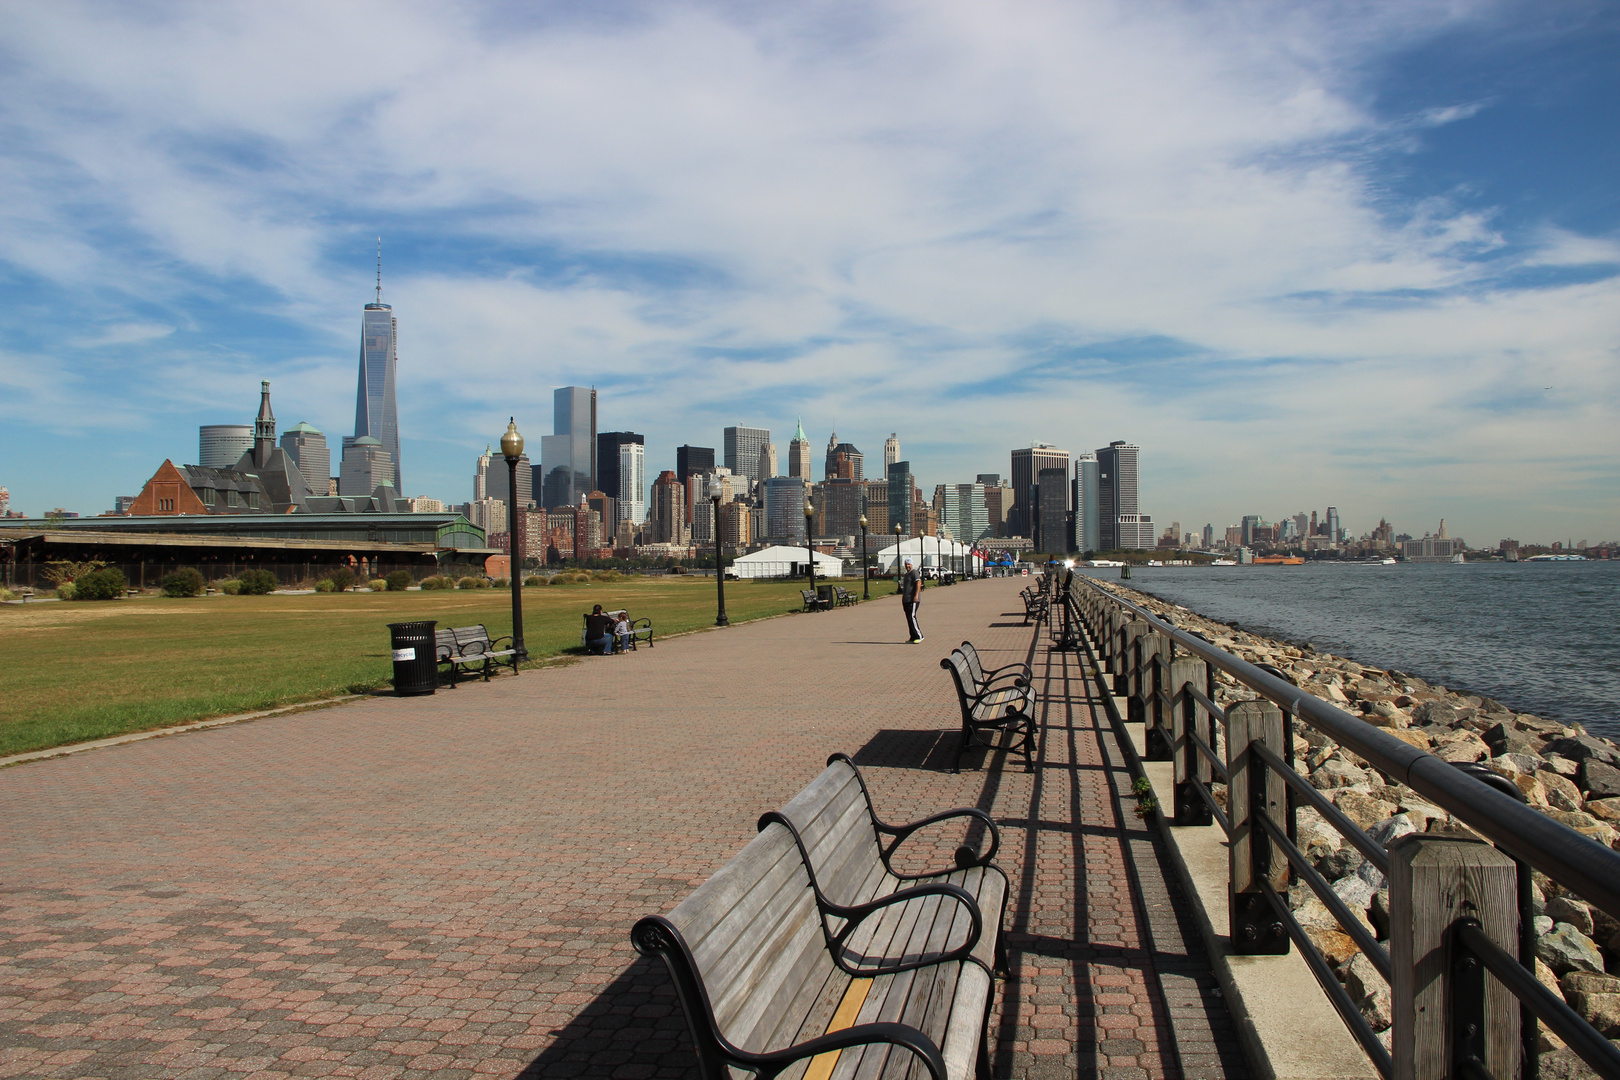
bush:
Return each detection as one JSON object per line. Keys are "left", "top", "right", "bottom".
{"left": 524, "top": 575, "right": 545, "bottom": 587}
{"left": 322, "top": 568, "right": 356, "bottom": 592}
{"left": 593, "top": 570, "right": 621, "bottom": 582}
{"left": 419, "top": 575, "right": 454, "bottom": 590}
{"left": 160, "top": 568, "right": 205, "bottom": 598}
{"left": 236, "top": 568, "right": 278, "bottom": 595}
{"left": 385, "top": 570, "right": 413, "bottom": 591}
{"left": 457, "top": 576, "right": 489, "bottom": 590}
{"left": 490, "top": 577, "right": 509, "bottom": 589}
{"left": 72, "top": 567, "right": 128, "bottom": 601}
{"left": 56, "top": 582, "right": 77, "bottom": 600}
{"left": 314, "top": 578, "right": 336, "bottom": 593}
{"left": 220, "top": 579, "right": 242, "bottom": 595}
{"left": 0, "top": 587, "right": 14, "bottom": 602}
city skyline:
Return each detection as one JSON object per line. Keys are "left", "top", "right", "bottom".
{"left": 1, "top": 4, "right": 1616, "bottom": 543}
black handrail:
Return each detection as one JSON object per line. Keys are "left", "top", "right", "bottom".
{"left": 1076, "top": 577, "right": 1620, "bottom": 921}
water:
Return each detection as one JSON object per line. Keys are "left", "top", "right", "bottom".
{"left": 1075, "top": 561, "right": 1620, "bottom": 738}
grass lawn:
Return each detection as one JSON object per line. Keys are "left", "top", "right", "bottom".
{"left": 0, "top": 577, "right": 852, "bottom": 757}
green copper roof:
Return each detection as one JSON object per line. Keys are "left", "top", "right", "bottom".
{"left": 793, "top": 416, "right": 807, "bottom": 442}
{"left": 286, "top": 421, "right": 323, "bottom": 435}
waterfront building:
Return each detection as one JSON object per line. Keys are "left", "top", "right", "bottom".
{"left": 887, "top": 461, "right": 916, "bottom": 538}
{"left": 597, "top": 432, "right": 645, "bottom": 526}
{"left": 883, "top": 434, "right": 900, "bottom": 469}
{"left": 354, "top": 258, "right": 403, "bottom": 493}
{"left": 764, "top": 476, "right": 809, "bottom": 543}
{"left": 280, "top": 423, "right": 329, "bottom": 493}
{"left": 1115, "top": 513, "right": 1155, "bottom": 550}
{"left": 1034, "top": 468, "right": 1069, "bottom": 553}
{"left": 1403, "top": 524, "right": 1466, "bottom": 563}
{"left": 476, "top": 445, "right": 533, "bottom": 508}
{"left": 824, "top": 433, "right": 864, "bottom": 481}
{"left": 648, "top": 470, "right": 687, "bottom": 544}
{"left": 1010, "top": 444, "right": 1069, "bottom": 538}
{"left": 788, "top": 419, "right": 813, "bottom": 479}
{"left": 199, "top": 425, "right": 252, "bottom": 468}
{"left": 724, "top": 425, "right": 771, "bottom": 485}
{"left": 1241, "top": 515, "right": 1262, "bottom": 547}
{"left": 1071, "top": 454, "right": 1100, "bottom": 554}
{"left": 541, "top": 387, "right": 597, "bottom": 509}
{"left": 1095, "top": 440, "right": 1139, "bottom": 550}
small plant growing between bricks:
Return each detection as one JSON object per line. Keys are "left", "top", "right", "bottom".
{"left": 1132, "top": 775, "right": 1159, "bottom": 819}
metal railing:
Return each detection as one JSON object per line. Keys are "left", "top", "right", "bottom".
{"left": 1063, "top": 572, "right": 1620, "bottom": 1080}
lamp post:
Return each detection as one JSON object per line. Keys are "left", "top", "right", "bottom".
{"left": 710, "top": 474, "right": 728, "bottom": 627}
{"left": 859, "top": 515, "right": 870, "bottom": 600}
{"left": 804, "top": 497, "right": 816, "bottom": 601}
{"left": 500, "top": 418, "right": 528, "bottom": 661}
{"left": 892, "top": 520, "right": 903, "bottom": 590}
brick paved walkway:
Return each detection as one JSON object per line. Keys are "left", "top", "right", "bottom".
{"left": 0, "top": 578, "right": 1248, "bottom": 1079}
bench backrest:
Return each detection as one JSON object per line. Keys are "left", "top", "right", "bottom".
{"left": 941, "top": 650, "right": 983, "bottom": 718}
{"left": 771, "top": 757, "right": 887, "bottom": 912}
{"left": 652, "top": 822, "right": 835, "bottom": 1056}
{"left": 450, "top": 625, "right": 492, "bottom": 654}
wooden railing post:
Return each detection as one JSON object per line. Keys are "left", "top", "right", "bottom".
{"left": 1389, "top": 835, "right": 1519, "bottom": 1080}
{"left": 1121, "top": 621, "right": 1152, "bottom": 719}
{"left": 1228, "top": 699, "right": 1288, "bottom": 954}
{"left": 1139, "top": 632, "right": 1171, "bottom": 760}
{"left": 1170, "top": 656, "right": 1212, "bottom": 825}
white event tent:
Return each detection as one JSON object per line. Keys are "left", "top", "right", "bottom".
{"left": 729, "top": 545, "right": 844, "bottom": 579}
{"left": 873, "top": 537, "right": 982, "bottom": 575}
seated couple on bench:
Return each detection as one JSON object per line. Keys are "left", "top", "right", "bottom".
{"left": 583, "top": 605, "right": 653, "bottom": 654}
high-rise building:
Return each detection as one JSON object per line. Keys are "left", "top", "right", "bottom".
{"left": 1326, "top": 506, "right": 1342, "bottom": 544}
{"left": 724, "top": 425, "right": 771, "bottom": 485}
{"left": 1072, "top": 454, "right": 1100, "bottom": 554}
{"left": 687, "top": 467, "right": 746, "bottom": 542}
{"left": 884, "top": 434, "right": 900, "bottom": 469}
{"left": 824, "top": 433, "right": 864, "bottom": 481}
{"left": 1095, "top": 440, "right": 1140, "bottom": 551}
{"left": 1010, "top": 444, "right": 1069, "bottom": 538}
{"left": 815, "top": 478, "right": 866, "bottom": 539}
{"left": 466, "top": 496, "right": 508, "bottom": 537}
{"left": 976, "top": 473, "right": 1000, "bottom": 487}
{"left": 939, "top": 483, "right": 989, "bottom": 544}
{"left": 1034, "top": 468, "right": 1069, "bottom": 553}
{"left": 758, "top": 443, "right": 778, "bottom": 482}
{"left": 648, "top": 470, "right": 688, "bottom": 544}
{"left": 1116, "top": 514, "right": 1155, "bottom": 550}
{"left": 863, "top": 480, "right": 889, "bottom": 535}
{"left": 981, "top": 483, "right": 1010, "bottom": 538}
{"left": 887, "top": 461, "right": 916, "bottom": 538}
{"left": 279, "top": 423, "right": 329, "bottom": 493}
{"left": 764, "top": 477, "right": 809, "bottom": 542}
{"left": 788, "top": 418, "right": 813, "bottom": 479}
{"left": 339, "top": 437, "right": 395, "bottom": 496}
{"left": 1202, "top": 523, "right": 1215, "bottom": 549}
{"left": 541, "top": 387, "right": 597, "bottom": 509}
{"left": 354, "top": 250, "right": 402, "bottom": 493}
{"left": 676, "top": 445, "right": 714, "bottom": 484}
{"left": 199, "top": 425, "right": 253, "bottom": 468}
{"left": 597, "top": 432, "right": 645, "bottom": 525}
{"left": 477, "top": 446, "right": 533, "bottom": 508}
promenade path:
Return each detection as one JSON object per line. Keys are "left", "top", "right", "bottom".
{"left": 0, "top": 577, "right": 1249, "bottom": 1079}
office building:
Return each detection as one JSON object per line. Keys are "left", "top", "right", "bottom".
{"left": 1326, "top": 506, "right": 1342, "bottom": 544}
{"left": 719, "top": 500, "right": 751, "bottom": 550}
{"left": 887, "top": 461, "right": 917, "bottom": 538}
{"left": 354, "top": 260, "right": 403, "bottom": 493}
{"left": 763, "top": 477, "right": 809, "bottom": 543}
{"left": 815, "top": 478, "right": 867, "bottom": 539}
{"left": 540, "top": 386, "right": 597, "bottom": 509}
{"left": 1009, "top": 444, "right": 1069, "bottom": 538}
{"left": 1202, "top": 523, "right": 1215, "bottom": 549}
{"left": 863, "top": 480, "right": 889, "bottom": 535}
{"left": 1116, "top": 514, "right": 1155, "bottom": 550}
{"left": 724, "top": 425, "right": 771, "bottom": 485}
{"left": 825, "top": 434, "right": 864, "bottom": 481}
{"left": 884, "top": 434, "right": 900, "bottom": 469}
{"left": 676, "top": 445, "right": 714, "bottom": 483}
{"left": 936, "top": 483, "right": 988, "bottom": 544}
{"left": 1071, "top": 454, "right": 1100, "bottom": 554}
{"left": 339, "top": 436, "right": 395, "bottom": 496}
{"left": 476, "top": 446, "right": 533, "bottom": 508}
{"left": 788, "top": 419, "right": 813, "bottom": 479}
{"left": 976, "top": 474, "right": 1000, "bottom": 487}
{"left": 1095, "top": 440, "right": 1140, "bottom": 550}
{"left": 466, "top": 497, "right": 507, "bottom": 537}
{"left": 1241, "top": 515, "right": 1262, "bottom": 547}
{"left": 981, "top": 483, "right": 1010, "bottom": 539}
{"left": 597, "top": 432, "right": 645, "bottom": 526}
{"left": 648, "top": 470, "right": 687, "bottom": 544}
{"left": 1034, "top": 468, "right": 1069, "bottom": 553}
{"left": 279, "top": 423, "right": 329, "bottom": 493}
{"left": 199, "top": 425, "right": 253, "bottom": 468}
{"left": 758, "top": 443, "right": 778, "bottom": 482}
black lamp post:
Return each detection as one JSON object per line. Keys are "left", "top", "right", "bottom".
{"left": 804, "top": 497, "right": 816, "bottom": 601}
{"left": 859, "top": 515, "right": 870, "bottom": 600}
{"left": 710, "top": 474, "right": 729, "bottom": 627}
{"left": 892, "top": 520, "right": 903, "bottom": 591}
{"left": 500, "top": 418, "right": 528, "bottom": 661}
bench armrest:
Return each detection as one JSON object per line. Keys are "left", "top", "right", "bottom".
{"left": 976, "top": 668, "right": 1031, "bottom": 691}
{"left": 487, "top": 635, "right": 514, "bottom": 650}
{"left": 876, "top": 807, "right": 1001, "bottom": 872}
{"left": 977, "top": 658, "right": 1032, "bottom": 680}
{"left": 822, "top": 882, "right": 983, "bottom": 973}
{"left": 748, "top": 1022, "right": 947, "bottom": 1080}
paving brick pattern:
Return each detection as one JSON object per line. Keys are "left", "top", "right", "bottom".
{"left": 0, "top": 578, "right": 1247, "bottom": 1078}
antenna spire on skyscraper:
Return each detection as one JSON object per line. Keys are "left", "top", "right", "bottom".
{"left": 376, "top": 237, "right": 383, "bottom": 304}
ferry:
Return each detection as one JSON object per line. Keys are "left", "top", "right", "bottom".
{"left": 1211, "top": 558, "right": 1236, "bottom": 566}
{"left": 1525, "top": 553, "right": 1588, "bottom": 562}
{"left": 1253, "top": 555, "right": 1305, "bottom": 565}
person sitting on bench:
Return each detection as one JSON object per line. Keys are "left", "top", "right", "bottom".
{"left": 584, "top": 605, "right": 616, "bottom": 655}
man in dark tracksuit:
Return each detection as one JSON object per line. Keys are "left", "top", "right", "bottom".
{"left": 901, "top": 559, "right": 923, "bottom": 643}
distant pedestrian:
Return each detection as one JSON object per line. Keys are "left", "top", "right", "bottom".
{"left": 901, "top": 559, "right": 923, "bottom": 643}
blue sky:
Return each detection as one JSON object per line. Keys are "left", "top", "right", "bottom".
{"left": 1, "top": 0, "right": 1616, "bottom": 543}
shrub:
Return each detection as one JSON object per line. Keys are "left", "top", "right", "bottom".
{"left": 385, "top": 570, "right": 413, "bottom": 591}
{"left": 56, "top": 581, "right": 77, "bottom": 600}
{"left": 490, "top": 577, "right": 509, "bottom": 589}
{"left": 323, "top": 568, "right": 356, "bottom": 592}
{"left": 363, "top": 578, "right": 385, "bottom": 591}
{"left": 524, "top": 575, "right": 545, "bottom": 587}
{"left": 160, "top": 568, "right": 205, "bottom": 597}
{"left": 548, "top": 574, "right": 570, "bottom": 585}
{"left": 236, "top": 568, "right": 278, "bottom": 595}
{"left": 220, "top": 579, "right": 243, "bottom": 595}
{"left": 457, "top": 576, "right": 489, "bottom": 590}
{"left": 72, "top": 567, "right": 128, "bottom": 601}
{"left": 593, "top": 570, "right": 621, "bottom": 582}
{"left": 0, "top": 587, "right": 14, "bottom": 602}
{"left": 419, "top": 575, "right": 454, "bottom": 590}
{"left": 314, "top": 578, "right": 336, "bottom": 593}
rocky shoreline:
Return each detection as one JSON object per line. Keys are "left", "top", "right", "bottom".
{"left": 1096, "top": 580, "right": 1620, "bottom": 1070}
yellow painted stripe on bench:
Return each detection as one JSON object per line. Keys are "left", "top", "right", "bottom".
{"left": 802, "top": 978, "right": 873, "bottom": 1080}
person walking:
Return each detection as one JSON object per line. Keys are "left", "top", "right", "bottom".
{"left": 901, "top": 559, "right": 924, "bottom": 643}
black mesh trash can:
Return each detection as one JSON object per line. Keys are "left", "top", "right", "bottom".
{"left": 388, "top": 620, "right": 438, "bottom": 696}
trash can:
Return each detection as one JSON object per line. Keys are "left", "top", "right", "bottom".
{"left": 816, "top": 584, "right": 836, "bottom": 609}
{"left": 387, "top": 620, "right": 438, "bottom": 696}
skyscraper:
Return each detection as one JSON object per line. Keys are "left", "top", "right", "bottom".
{"left": 758, "top": 442, "right": 778, "bottom": 482}
{"left": 1095, "top": 440, "right": 1140, "bottom": 551}
{"left": 764, "top": 477, "right": 809, "bottom": 542}
{"left": 597, "top": 432, "right": 645, "bottom": 524}
{"left": 1072, "top": 453, "right": 1100, "bottom": 554}
{"left": 884, "top": 434, "right": 900, "bottom": 469}
{"left": 1009, "top": 444, "right": 1069, "bottom": 538}
{"left": 648, "top": 470, "right": 687, "bottom": 544}
{"left": 541, "top": 386, "right": 597, "bottom": 509}
{"left": 939, "top": 483, "right": 988, "bottom": 544}
{"left": 824, "top": 433, "right": 864, "bottom": 481}
{"left": 1034, "top": 468, "right": 1069, "bottom": 553}
{"left": 788, "top": 419, "right": 812, "bottom": 479}
{"left": 354, "top": 245, "right": 402, "bottom": 493}
{"left": 199, "top": 425, "right": 252, "bottom": 468}
{"left": 724, "top": 425, "right": 771, "bottom": 485}
{"left": 887, "top": 461, "right": 916, "bottom": 537}
{"left": 676, "top": 445, "right": 714, "bottom": 484}
{"left": 280, "top": 422, "right": 330, "bottom": 493}
{"left": 477, "top": 445, "right": 532, "bottom": 507}
{"left": 1326, "top": 506, "right": 1341, "bottom": 544}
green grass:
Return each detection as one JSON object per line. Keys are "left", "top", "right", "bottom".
{"left": 0, "top": 578, "right": 838, "bottom": 757}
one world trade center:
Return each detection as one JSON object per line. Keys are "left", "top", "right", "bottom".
{"left": 353, "top": 242, "right": 402, "bottom": 493}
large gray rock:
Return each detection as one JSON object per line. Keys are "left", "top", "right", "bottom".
{"left": 1411, "top": 700, "right": 1459, "bottom": 726}
{"left": 1333, "top": 790, "right": 1398, "bottom": 829}
{"left": 1311, "top": 757, "right": 1369, "bottom": 790}
{"left": 1541, "top": 1045, "right": 1620, "bottom": 1079}
{"left": 1315, "top": 847, "right": 1358, "bottom": 881}
{"left": 1342, "top": 951, "right": 1392, "bottom": 1032}
{"left": 1539, "top": 769, "right": 1586, "bottom": 812}
{"left": 1538, "top": 922, "right": 1606, "bottom": 975}
{"left": 1547, "top": 895, "right": 1595, "bottom": 937}
{"left": 1582, "top": 759, "right": 1620, "bottom": 799}
{"left": 1544, "top": 734, "right": 1620, "bottom": 768}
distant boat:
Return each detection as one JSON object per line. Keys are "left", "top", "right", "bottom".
{"left": 1211, "top": 558, "right": 1236, "bottom": 566}
{"left": 1525, "top": 554, "right": 1588, "bottom": 562}
{"left": 1084, "top": 559, "right": 1126, "bottom": 567}
{"left": 1253, "top": 556, "right": 1305, "bottom": 565}
{"left": 1147, "top": 560, "right": 1163, "bottom": 567}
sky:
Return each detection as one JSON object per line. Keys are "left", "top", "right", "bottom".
{"left": 1, "top": 0, "right": 1616, "bottom": 544}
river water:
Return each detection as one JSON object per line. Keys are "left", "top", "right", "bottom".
{"left": 1074, "top": 561, "right": 1620, "bottom": 738}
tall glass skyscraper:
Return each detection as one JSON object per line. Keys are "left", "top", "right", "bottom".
{"left": 541, "top": 386, "right": 597, "bottom": 509}
{"left": 354, "top": 260, "right": 402, "bottom": 493}
{"left": 724, "top": 425, "right": 771, "bottom": 486}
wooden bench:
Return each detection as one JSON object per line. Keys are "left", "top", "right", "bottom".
{"left": 1018, "top": 587, "right": 1048, "bottom": 626}
{"left": 833, "top": 586, "right": 857, "bottom": 607}
{"left": 620, "top": 616, "right": 654, "bottom": 651}
{"left": 955, "top": 640, "right": 1031, "bottom": 695}
{"left": 434, "top": 624, "right": 518, "bottom": 687}
{"left": 941, "top": 646, "right": 1037, "bottom": 773}
{"left": 801, "top": 588, "right": 832, "bottom": 612}
{"left": 634, "top": 812, "right": 998, "bottom": 1079}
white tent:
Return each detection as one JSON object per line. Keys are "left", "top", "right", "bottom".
{"left": 873, "top": 536, "right": 982, "bottom": 575}
{"left": 729, "top": 545, "right": 844, "bottom": 579}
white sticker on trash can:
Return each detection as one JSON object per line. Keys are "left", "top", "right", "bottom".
{"left": 393, "top": 647, "right": 416, "bottom": 661}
